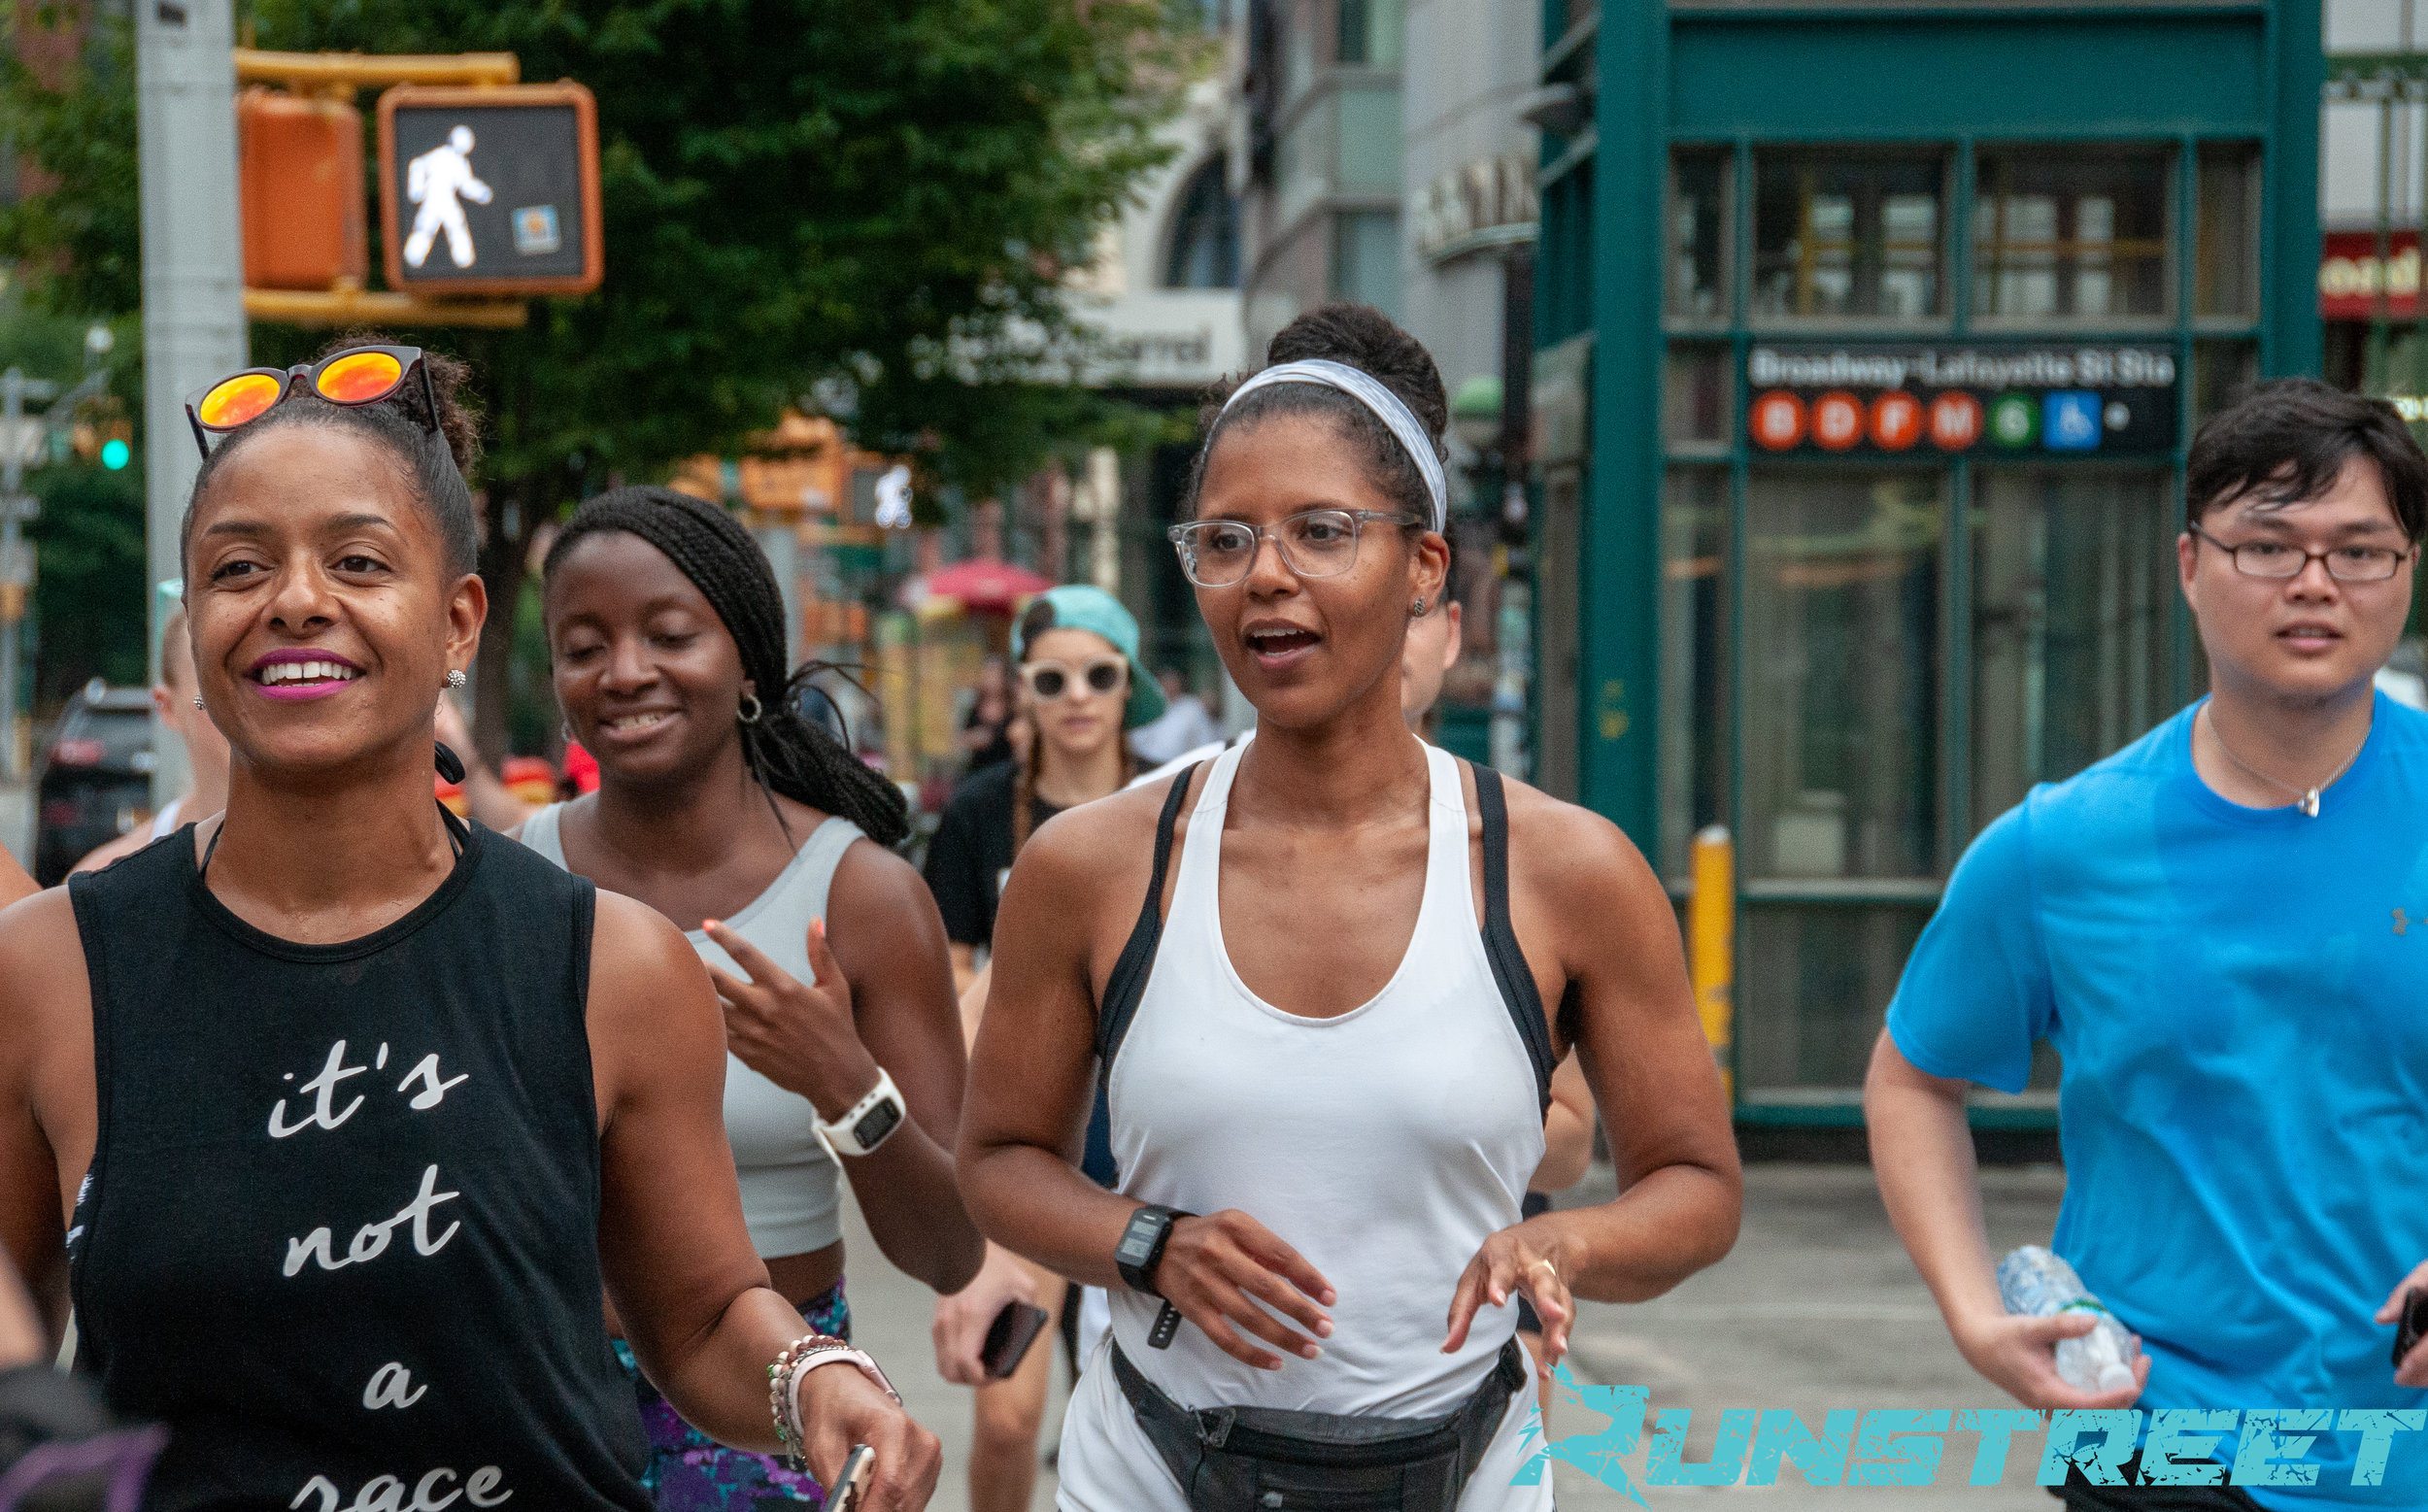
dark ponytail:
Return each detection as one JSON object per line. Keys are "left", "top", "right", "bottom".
{"left": 542, "top": 486, "right": 911, "bottom": 846}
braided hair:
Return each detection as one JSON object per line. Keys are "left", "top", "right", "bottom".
{"left": 542, "top": 486, "right": 910, "bottom": 847}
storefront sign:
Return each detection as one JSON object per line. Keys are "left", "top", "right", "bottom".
{"left": 1744, "top": 344, "right": 2177, "bottom": 456}
{"left": 1412, "top": 153, "right": 1536, "bottom": 265}
{"left": 2320, "top": 230, "right": 2420, "bottom": 320}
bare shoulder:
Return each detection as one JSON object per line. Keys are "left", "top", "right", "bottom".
{"left": 1490, "top": 770, "right": 1661, "bottom": 894}
{"left": 587, "top": 890, "right": 716, "bottom": 1025}
{"left": 69, "top": 828, "right": 151, "bottom": 877}
{"left": 1010, "top": 770, "right": 1190, "bottom": 907}
{"left": 0, "top": 888, "right": 93, "bottom": 1077}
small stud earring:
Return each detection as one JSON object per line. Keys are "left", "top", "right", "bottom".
{"left": 193, "top": 695, "right": 205, "bottom": 710}
{"left": 561, "top": 720, "right": 577, "bottom": 746}
{"left": 1409, "top": 596, "right": 1426, "bottom": 617}
{"left": 446, "top": 670, "right": 467, "bottom": 689}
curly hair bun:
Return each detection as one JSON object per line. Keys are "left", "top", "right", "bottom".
{"left": 1265, "top": 303, "right": 1449, "bottom": 451}
{"left": 321, "top": 328, "right": 484, "bottom": 481}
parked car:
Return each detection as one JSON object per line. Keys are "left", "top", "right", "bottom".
{"left": 33, "top": 679, "right": 156, "bottom": 885}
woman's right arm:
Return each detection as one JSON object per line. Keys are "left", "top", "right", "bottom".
{"left": 957, "top": 785, "right": 1334, "bottom": 1373}
{"left": 0, "top": 890, "right": 91, "bottom": 1347}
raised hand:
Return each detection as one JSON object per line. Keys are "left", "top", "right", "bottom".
{"left": 1153, "top": 1210, "right": 1335, "bottom": 1371}
{"left": 703, "top": 917, "right": 879, "bottom": 1122}
{"left": 1442, "top": 1224, "right": 1572, "bottom": 1378}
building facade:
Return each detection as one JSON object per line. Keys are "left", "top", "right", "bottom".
{"left": 1534, "top": 0, "right": 2323, "bottom": 1126}
{"left": 1236, "top": 0, "right": 1410, "bottom": 353}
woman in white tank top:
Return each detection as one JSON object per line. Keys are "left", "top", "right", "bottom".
{"left": 520, "top": 487, "right": 996, "bottom": 1506}
{"left": 961, "top": 307, "right": 1742, "bottom": 1512}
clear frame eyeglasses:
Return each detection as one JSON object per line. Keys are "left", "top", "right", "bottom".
{"left": 1166, "top": 508, "right": 1418, "bottom": 588}
{"left": 2188, "top": 523, "right": 2415, "bottom": 583}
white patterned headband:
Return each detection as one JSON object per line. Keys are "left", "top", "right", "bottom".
{"left": 1219, "top": 358, "right": 1448, "bottom": 533}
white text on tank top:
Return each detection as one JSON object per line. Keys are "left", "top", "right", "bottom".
{"left": 517, "top": 804, "right": 857, "bottom": 1256}
{"left": 1104, "top": 741, "right": 1545, "bottom": 1418}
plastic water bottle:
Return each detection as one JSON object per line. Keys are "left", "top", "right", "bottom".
{"left": 1996, "top": 1245, "right": 2139, "bottom": 1394}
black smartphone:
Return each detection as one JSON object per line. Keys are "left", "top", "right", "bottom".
{"left": 980, "top": 1299, "right": 1051, "bottom": 1381}
{"left": 2395, "top": 1287, "right": 2428, "bottom": 1371}
{"left": 829, "top": 1444, "right": 874, "bottom": 1512}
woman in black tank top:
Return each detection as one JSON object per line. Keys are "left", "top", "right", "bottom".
{"left": 0, "top": 340, "right": 939, "bottom": 1512}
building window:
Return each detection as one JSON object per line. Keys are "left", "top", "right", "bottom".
{"left": 1974, "top": 148, "right": 2171, "bottom": 322}
{"left": 1668, "top": 149, "right": 1731, "bottom": 322}
{"left": 1332, "top": 210, "right": 1402, "bottom": 315}
{"left": 1743, "top": 469, "right": 1943, "bottom": 881}
{"left": 1336, "top": 0, "right": 1402, "bottom": 67}
{"left": 1753, "top": 151, "right": 1945, "bottom": 321}
{"left": 1738, "top": 904, "right": 1931, "bottom": 1093}
{"left": 1336, "top": 87, "right": 1400, "bottom": 188}
{"left": 1971, "top": 471, "right": 2180, "bottom": 832}
{"left": 2196, "top": 143, "right": 2261, "bottom": 319}
{"left": 1660, "top": 468, "right": 1729, "bottom": 884}
{"left": 1163, "top": 156, "right": 1240, "bottom": 289}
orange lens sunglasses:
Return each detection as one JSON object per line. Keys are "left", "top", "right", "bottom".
{"left": 184, "top": 345, "right": 434, "bottom": 458}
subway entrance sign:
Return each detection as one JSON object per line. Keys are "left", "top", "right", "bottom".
{"left": 1745, "top": 344, "right": 2179, "bottom": 457}
{"left": 377, "top": 83, "right": 602, "bottom": 297}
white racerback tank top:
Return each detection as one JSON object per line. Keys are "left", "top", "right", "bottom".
{"left": 1055, "top": 741, "right": 1554, "bottom": 1512}
{"left": 520, "top": 802, "right": 861, "bottom": 1257}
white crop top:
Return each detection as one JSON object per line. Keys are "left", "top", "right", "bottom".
{"left": 520, "top": 803, "right": 860, "bottom": 1257}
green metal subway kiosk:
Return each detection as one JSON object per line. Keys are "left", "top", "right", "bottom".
{"left": 1530, "top": 0, "right": 2323, "bottom": 1129}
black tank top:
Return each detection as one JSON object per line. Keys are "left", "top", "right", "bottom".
{"left": 66, "top": 819, "right": 651, "bottom": 1512}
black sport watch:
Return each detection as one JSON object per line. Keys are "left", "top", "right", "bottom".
{"left": 1114, "top": 1204, "right": 1189, "bottom": 1297}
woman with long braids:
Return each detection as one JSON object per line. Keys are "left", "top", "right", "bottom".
{"left": 960, "top": 305, "right": 1740, "bottom": 1512}
{"left": 0, "top": 339, "right": 937, "bottom": 1508}
{"left": 524, "top": 487, "right": 991, "bottom": 1507}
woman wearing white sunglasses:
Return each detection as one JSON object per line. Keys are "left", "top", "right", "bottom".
{"left": 922, "top": 583, "right": 1163, "bottom": 1512}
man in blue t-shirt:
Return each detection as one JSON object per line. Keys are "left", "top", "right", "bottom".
{"left": 1868, "top": 380, "right": 2428, "bottom": 1512}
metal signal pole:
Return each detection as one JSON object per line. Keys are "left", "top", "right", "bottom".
{"left": 136, "top": 0, "right": 247, "bottom": 806}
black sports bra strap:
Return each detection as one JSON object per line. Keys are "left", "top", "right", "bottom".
{"left": 1096, "top": 762, "right": 1201, "bottom": 1072}
{"left": 1471, "top": 761, "right": 1556, "bottom": 1114}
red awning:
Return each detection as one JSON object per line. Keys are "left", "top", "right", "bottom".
{"left": 925, "top": 559, "right": 1054, "bottom": 615}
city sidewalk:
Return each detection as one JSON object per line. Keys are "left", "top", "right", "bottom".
{"left": 837, "top": 1160, "right": 2069, "bottom": 1511}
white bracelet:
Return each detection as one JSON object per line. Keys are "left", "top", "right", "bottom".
{"left": 786, "top": 1344, "right": 902, "bottom": 1447}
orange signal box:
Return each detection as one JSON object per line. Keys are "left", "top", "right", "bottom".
{"left": 239, "top": 88, "right": 367, "bottom": 291}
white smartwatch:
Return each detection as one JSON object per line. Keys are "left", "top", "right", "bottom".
{"left": 814, "top": 1065, "right": 907, "bottom": 1159}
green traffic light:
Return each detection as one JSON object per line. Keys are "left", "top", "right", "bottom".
{"left": 101, "top": 438, "right": 130, "bottom": 470}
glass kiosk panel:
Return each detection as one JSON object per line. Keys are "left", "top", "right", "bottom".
{"left": 1753, "top": 151, "right": 1946, "bottom": 321}
{"left": 1743, "top": 469, "right": 1945, "bottom": 882}
{"left": 1970, "top": 470, "right": 2182, "bottom": 830}
{"left": 1973, "top": 148, "right": 2172, "bottom": 323}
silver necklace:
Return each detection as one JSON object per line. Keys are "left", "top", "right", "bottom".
{"left": 2198, "top": 704, "right": 2369, "bottom": 818}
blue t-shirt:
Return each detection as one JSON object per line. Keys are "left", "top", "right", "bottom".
{"left": 1889, "top": 694, "right": 2428, "bottom": 1509}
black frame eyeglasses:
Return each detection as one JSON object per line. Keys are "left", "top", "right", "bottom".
{"left": 2188, "top": 523, "right": 2415, "bottom": 584}
{"left": 184, "top": 345, "right": 436, "bottom": 459}
{"left": 1166, "top": 508, "right": 1418, "bottom": 588}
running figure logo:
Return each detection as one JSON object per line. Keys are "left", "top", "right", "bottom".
{"left": 403, "top": 126, "right": 493, "bottom": 270}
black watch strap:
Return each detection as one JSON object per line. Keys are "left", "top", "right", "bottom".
{"left": 1115, "top": 1204, "right": 1189, "bottom": 1297}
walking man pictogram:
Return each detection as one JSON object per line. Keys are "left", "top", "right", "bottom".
{"left": 403, "top": 126, "right": 492, "bottom": 271}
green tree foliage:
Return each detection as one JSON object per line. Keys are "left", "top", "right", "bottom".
{"left": 0, "top": 0, "right": 1198, "bottom": 745}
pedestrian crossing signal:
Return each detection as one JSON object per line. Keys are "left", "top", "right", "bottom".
{"left": 377, "top": 83, "right": 601, "bottom": 298}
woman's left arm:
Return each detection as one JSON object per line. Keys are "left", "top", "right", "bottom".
{"left": 591, "top": 892, "right": 940, "bottom": 1509}
{"left": 1442, "top": 783, "right": 1741, "bottom": 1373}
{"left": 709, "top": 843, "right": 986, "bottom": 1295}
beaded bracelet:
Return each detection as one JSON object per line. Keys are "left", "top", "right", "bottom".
{"left": 765, "top": 1333, "right": 903, "bottom": 1468}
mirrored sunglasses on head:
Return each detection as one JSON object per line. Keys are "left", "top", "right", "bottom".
{"left": 1023, "top": 657, "right": 1127, "bottom": 700}
{"left": 184, "top": 345, "right": 435, "bottom": 459}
